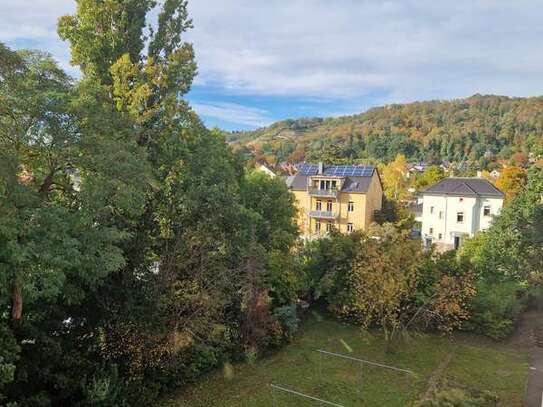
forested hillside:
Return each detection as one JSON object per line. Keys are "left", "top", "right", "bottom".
{"left": 229, "top": 95, "right": 543, "bottom": 167}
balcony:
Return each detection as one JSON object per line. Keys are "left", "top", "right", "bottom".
{"left": 308, "top": 210, "right": 339, "bottom": 219}
{"left": 308, "top": 188, "right": 339, "bottom": 198}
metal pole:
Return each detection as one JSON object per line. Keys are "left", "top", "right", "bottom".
{"left": 271, "top": 384, "right": 277, "bottom": 407}
{"left": 316, "top": 349, "right": 414, "bottom": 375}
{"left": 319, "top": 350, "right": 323, "bottom": 383}
{"left": 358, "top": 361, "right": 363, "bottom": 398}
{"left": 270, "top": 384, "right": 346, "bottom": 407}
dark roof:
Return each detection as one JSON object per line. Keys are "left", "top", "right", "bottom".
{"left": 286, "top": 166, "right": 378, "bottom": 194}
{"left": 423, "top": 177, "right": 504, "bottom": 198}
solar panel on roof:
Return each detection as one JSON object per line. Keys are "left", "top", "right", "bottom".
{"left": 297, "top": 163, "right": 318, "bottom": 175}
{"left": 301, "top": 164, "right": 375, "bottom": 177}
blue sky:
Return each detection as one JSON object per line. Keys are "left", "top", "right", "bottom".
{"left": 2, "top": 1, "right": 543, "bottom": 131}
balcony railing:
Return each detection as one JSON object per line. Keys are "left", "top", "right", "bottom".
{"left": 308, "top": 210, "right": 339, "bottom": 219}
{"left": 308, "top": 188, "right": 338, "bottom": 198}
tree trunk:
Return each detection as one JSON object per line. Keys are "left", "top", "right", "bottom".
{"left": 11, "top": 279, "right": 22, "bottom": 321}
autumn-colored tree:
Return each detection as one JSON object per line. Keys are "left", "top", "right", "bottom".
{"left": 511, "top": 151, "right": 529, "bottom": 167}
{"left": 381, "top": 154, "right": 408, "bottom": 200}
{"left": 337, "top": 224, "right": 421, "bottom": 348}
{"left": 496, "top": 166, "right": 527, "bottom": 201}
{"left": 417, "top": 252, "right": 476, "bottom": 334}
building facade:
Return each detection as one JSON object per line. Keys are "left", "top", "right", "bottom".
{"left": 286, "top": 163, "right": 383, "bottom": 237}
{"left": 421, "top": 177, "right": 504, "bottom": 251}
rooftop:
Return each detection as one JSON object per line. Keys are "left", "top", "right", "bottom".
{"left": 423, "top": 177, "right": 504, "bottom": 198}
{"left": 286, "top": 163, "right": 377, "bottom": 193}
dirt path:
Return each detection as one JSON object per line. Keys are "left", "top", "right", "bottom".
{"left": 515, "top": 311, "right": 543, "bottom": 407}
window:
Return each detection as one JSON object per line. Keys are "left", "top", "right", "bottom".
{"left": 439, "top": 211, "right": 443, "bottom": 219}
{"left": 457, "top": 212, "right": 464, "bottom": 223}
{"left": 315, "top": 221, "right": 321, "bottom": 232}
{"left": 316, "top": 200, "right": 322, "bottom": 211}
{"left": 438, "top": 233, "right": 442, "bottom": 240}
{"left": 331, "top": 180, "right": 337, "bottom": 189}
{"left": 347, "top": 223, "right": 354, "bottom": 233}
{"left": 429, "top": 227, "right": 433, "bottom": 235}
{"left": 326, "top": 222, "right": 332, "bottom": 232}
{"left": 430, "top": 206, "right": 434, "bottom": 214}
{"left": 326, "top": 200, "right": 333, "bottom": 211}
{"left": 483, "top": 206, "right": 491, "bottom": 217}
{"left": 348, "top": 201, "right": 354, "bottom": 212}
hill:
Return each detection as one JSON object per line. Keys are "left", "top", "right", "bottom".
{"left": 228, "top": 95, "right": 543, "bottom": 167}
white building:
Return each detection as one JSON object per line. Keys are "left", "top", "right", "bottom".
{"left": 256, "top": 162, "right": 276, "bottom": 178}
{"left": 421, "top": 177, "right": 504, "bottom": 251}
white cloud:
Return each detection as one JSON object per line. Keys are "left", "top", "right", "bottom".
{"left": 2, "top": 0, "right": 543, "bottom": 118}
{"left": 191, "top": 101, "right": 273, "bottom": 128}
{"left": 185, "top": 0, "right": 543, "bottom": 100}
{"left": 0, "top": 0, "right": 76, "bottom": 74}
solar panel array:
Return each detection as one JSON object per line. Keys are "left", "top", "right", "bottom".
{"left": 296, "top": 163, "right": 319, "bottom": 175}
{"left": 296, "top": 163, "right": 374, "bottom": 177}
{"left": 324, "top": 165, "right": 374, "bottom": 177}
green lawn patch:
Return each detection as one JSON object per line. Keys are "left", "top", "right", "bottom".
{"left": 162, "top": 316, "right": 530, "bottom": 407}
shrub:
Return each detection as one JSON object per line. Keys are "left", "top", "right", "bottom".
{"left": 415, "top": 387, "right": 498, "bottom": 406}
{"left": 465, "top": 282, "right": 524, "bottom": 340}
{"left": 272, "top": 305, "right": 300, "bottom": 338}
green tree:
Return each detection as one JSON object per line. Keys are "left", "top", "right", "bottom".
{"left": 414, "top": 165, "right": 446, "bottom": 190}
{"left": 0, "top": 44, "right": 150, "bottom": 404}
{"left": 461, "top": 167, "right": 543, "bottom": 282}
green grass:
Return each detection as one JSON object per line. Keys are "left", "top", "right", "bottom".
{"left": 162, "top": 315, "right": 530, "bottom": 407}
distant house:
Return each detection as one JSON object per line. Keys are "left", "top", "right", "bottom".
{"left": 405, "top": 162, "right": 428, "bottom": 178}
{"left": 256, "top": 162, "right": 276, "bottom": 178}
{"left": 421, "top": 177, "right": 504, "bottom": 251}
{"left": 489, "top": 169, "right": 500, "bottom": 179}
{"left": 285, "top": 162, "right": 383, "bottom": 238}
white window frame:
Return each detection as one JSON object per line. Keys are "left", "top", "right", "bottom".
{"left": 347, "top": 223, "right": 354, "bottom": 233}
{"left": 483, "top": 206, "right": 491, "bottom": 217}
{"left": 316, "top": 200, "right": 322, "bottom": 211}
{"left": 326, "top": 200, "right": 333, "bottom": 212}
{"left": 315, "top": 221, "right": 321, "bottom": 232}
{"left": 348, "top": 201, "right": 354, "bottom": 212}
{"left": 457, "top": 212, "right": 464, "bottom": 223}
{"left": 326, "top": 222, "right": 332, "bottom": 232}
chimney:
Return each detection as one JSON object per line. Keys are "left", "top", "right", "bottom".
{"left": 318, "top": 162, "right": 324, "bottom": 175}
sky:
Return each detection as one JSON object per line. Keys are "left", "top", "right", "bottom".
{"left": 1, "top": 1, "right": 543, "bottom": 130}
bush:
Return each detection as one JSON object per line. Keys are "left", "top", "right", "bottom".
{"left": 272, "top": 305, "right": 300, "bottom": 338}
{"left": 465, "top": 282, "right": 524, "bottom": 340}
{"left": 415, "top": 387, "right": 498, "bottom": 407}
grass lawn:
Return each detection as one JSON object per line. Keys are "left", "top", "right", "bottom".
{"left": 162, "top": 314, "right": 530, "bottom": 407}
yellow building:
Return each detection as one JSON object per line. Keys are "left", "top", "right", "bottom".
{"left": 285, "top": 163, "right": 383, "bottom": 237}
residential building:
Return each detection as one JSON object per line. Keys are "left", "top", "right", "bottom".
{"left": 285, "top": 163, "right": 383, "bottom": 237}
{"left": 421, "top": 177, "right": 504, "bottom": 251}
{"left": 256, "top": 162, "right": 276, "bottom": 178}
